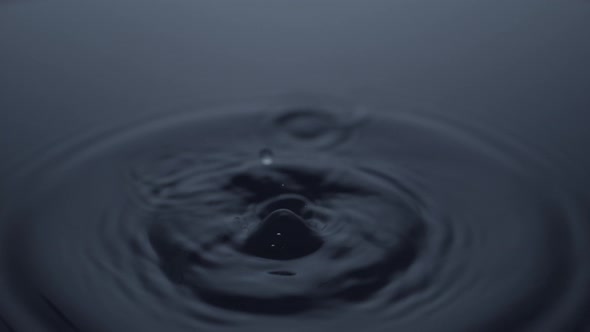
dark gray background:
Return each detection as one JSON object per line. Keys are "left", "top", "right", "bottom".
{"left": 1, "top": 0, "right": 589, "bottom": 186}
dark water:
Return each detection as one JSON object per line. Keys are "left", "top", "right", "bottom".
{"left": 0, "top": 96, "right": 589, "bottom": 332}
{"left": 1, "top": 1, "right": 590, "bottom": 331}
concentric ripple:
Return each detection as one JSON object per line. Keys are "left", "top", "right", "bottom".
{"left": 0, "top": 98, "right": 589, "bottom": 332}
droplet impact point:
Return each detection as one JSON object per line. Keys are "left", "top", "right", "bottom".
{"left": 241, "top": 209, "right": 323, "bottom": 260}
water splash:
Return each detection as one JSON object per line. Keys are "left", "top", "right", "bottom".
{"left": 0, "top": 100, "right": 588, "bottom": 332}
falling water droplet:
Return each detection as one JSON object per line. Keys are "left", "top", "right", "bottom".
{"left": 259, "top": 148, "right": 274, "bottom": 166}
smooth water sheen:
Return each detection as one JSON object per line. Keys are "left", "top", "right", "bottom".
{"left": 0, "top": 99, "right": 589, "bottom": 332}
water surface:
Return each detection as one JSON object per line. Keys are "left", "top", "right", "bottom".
{"left": 1, "top": 97, "right": 589, "bottom": 332}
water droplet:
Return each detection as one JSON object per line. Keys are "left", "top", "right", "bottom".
{"left": 265, "top": 97, "right": 366, "bottom": 150}
{"left": 259, "top": 148, "right": 274, "bottom": 166}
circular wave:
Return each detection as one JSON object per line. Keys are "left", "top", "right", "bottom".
{"left": 0, "top": 98, "right": 589, "bottom": 332}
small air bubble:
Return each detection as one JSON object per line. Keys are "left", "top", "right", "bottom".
{"left": 259, "top": 148, "right": 274, "bottom": 166}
